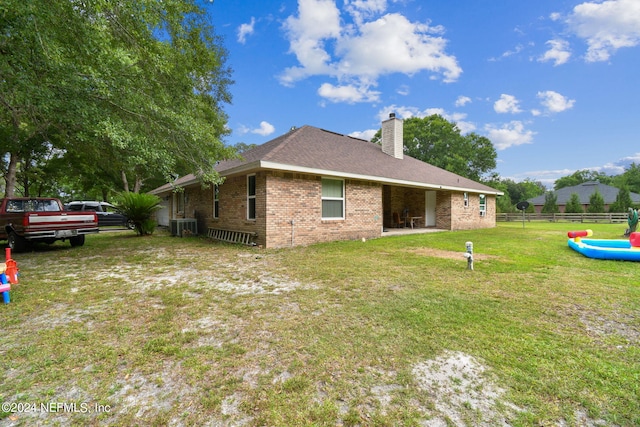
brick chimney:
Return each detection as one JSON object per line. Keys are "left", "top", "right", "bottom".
{"left": 381, "top": 113, "right": 403, "bottom": 159}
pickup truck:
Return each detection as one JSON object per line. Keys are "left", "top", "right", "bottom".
{"left": 0, "top": 197, "right": 99, "bottom": 251}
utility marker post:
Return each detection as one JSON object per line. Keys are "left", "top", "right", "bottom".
{"left": 465, "top": 241, "right": 474, "bottom": 271}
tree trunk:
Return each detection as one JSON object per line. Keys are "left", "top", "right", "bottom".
{"left": 4, "top": 152, "right": 18, "bottom": 198}
{"left": 133, "top": 176, "right": 142, "bottom": 193}
{"left": 121, "top": 170, "right": 129, "bottom": 193}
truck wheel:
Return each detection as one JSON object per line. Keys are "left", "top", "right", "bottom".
{"left": 70, "top": 235, "right": 85, "bottom": 247}
{"left": 8, "top": 231, "right": 27, "bottom": 252}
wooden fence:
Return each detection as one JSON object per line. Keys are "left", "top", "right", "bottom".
{"left": 497, "top": 212, "right": 629, "bottom": 223}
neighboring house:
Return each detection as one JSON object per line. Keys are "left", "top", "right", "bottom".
{"left": 528, "top": 181, "right": 640, "bottom": 213}
{"left": 150, "top": 114, "right": 503, "bottom": 248}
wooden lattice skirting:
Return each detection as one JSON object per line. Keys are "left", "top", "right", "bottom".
{"left": 207, "top": 228, "right": 257, "bottom": 246}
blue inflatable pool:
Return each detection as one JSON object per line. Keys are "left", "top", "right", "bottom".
{"left": 568, "top": 238, "right": 640, "bottom": 261}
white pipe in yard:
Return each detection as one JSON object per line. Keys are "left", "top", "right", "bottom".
{"left": 464, "top": 241, "right": 474, "bottom": 270}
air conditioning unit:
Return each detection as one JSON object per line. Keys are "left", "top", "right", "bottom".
{"left": 170, "top": 218, "right": 198, "bottom": 236}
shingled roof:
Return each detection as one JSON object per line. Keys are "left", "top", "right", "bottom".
{"left": 528, "top": 181, "right": 640, "bottom": 205}
{"left": 152, "top": 125, "right": 502, "bottom": 195}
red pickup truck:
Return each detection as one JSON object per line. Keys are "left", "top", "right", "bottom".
{"left": 0, "top": 197, "right": 99, "bottom": 251}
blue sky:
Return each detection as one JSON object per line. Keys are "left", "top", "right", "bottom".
{"left": 202, "top": 0, "right": 640, "bottom": 187}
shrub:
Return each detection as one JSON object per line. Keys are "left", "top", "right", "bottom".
{"left": 115, "top": 192, "right": 161, "bottom": 236}
{"left": 587, "top": 190, "right": 605, "bottom": 213}
{"left": 564, "top": 193, "right": 584, "bottom": 213}
{"left": 541, "top": 191, "right": 559, "bottom": 214}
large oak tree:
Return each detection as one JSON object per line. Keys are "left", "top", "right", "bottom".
{"left": 371, "top": 115, "right": 497, "bottom": 182}
{"left": 1, "top": 0, "right": 234, "bottom": 197}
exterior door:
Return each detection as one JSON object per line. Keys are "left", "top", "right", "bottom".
{"left": 425, "top": 191, "right": 436, "bottom": 227}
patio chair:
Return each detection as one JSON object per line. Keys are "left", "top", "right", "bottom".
{"left": 392, "top": 212, "right": 404, "bottom": 228}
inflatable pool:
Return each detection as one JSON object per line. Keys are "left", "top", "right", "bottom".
{"left": 567, "top": 230, "right": 640, "bottom": 261}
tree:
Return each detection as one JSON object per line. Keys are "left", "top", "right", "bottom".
{"left": 371, "top": 115, "right": 497, "bottom": 181}
{"left": 587, "top": 190, "right": 605, "bottom": 213}
{"left": 564, "top": 193, "right": 584, "bottom": 213}
{"left": 483, "top": 175, "right": 545, "bottom": 212}
{"left": 554, "top": 170, "right": 611, "bottom": 190}
{"left": 1, "top": 0, "right": 235, "bottom": 197}
{"left": 609, "top": 186, "right": 633, "bottom": 213}
{"left": 233, "top": 142, "right": 258, "bottom": 154}
{"left": 611, "top": 163, "right": 640, "bottom": 195}
{"left": 541, "top": 191, "right": 559, "bottom": 214}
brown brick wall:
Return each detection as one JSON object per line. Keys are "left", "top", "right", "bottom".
{"left": 264, "top": 172, "right": 382, "bottom": 248}
{"left": 202, "top": 173, "right": 268, "bottom": 245}
{"left": 448, "top": 192, "right": 496, "bottom": 230}
{"left": 176, "top": 173, "right": 495, "bottom": 246}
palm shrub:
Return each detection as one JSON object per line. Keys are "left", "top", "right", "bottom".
{"left": 115, "top": 192, "right": 161, "bottom": 236}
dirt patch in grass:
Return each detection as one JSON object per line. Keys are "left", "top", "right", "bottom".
{"left": 409, "top": 247, "right": 500, "bottom": 261}
{"left": 412, "top": 351, "right": 521, "bottom": 426}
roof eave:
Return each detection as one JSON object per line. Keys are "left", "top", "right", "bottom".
{"left": 252, "top": 161, "right": 503, "bottom": 195}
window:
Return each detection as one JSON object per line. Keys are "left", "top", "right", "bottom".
{"left": 176, "top": 192, "right": 184, "bottom": 214}
{"left": 463, "top": 192, "right": 469, "bottom": 208}
{"left": 322, "top": 178, "right": 344, "bottom": 219}
{"left": 213, "top": 185, "right": 219, "bottom": 219}
{"left": 479, "top": 194, "right": 486, "bottom": 216}
{"left": 247, "top": 175, "right": 256, "bottom": 220}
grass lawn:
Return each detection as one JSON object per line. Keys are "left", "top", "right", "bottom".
{"left": 0, "top": 223, "right": 638, "bottom": 426}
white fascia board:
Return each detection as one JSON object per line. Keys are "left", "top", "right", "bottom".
{"left": 251, "top": 161, "right": 503, "bottom": 195}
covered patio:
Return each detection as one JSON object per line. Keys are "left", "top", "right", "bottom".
{"left": 381, "top": 227, "right": 446, "bottom": 237}
{"left": 383, "top": 185, "right": 446, "bottom": 230}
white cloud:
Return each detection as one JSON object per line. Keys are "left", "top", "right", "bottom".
{"left": 345, "top": 0, "right": 387, "bottom": 25}
{"left": 455, "top": 96, "right": 471, "bottom": 107}
{"left": 485, "top": 121, "right": 535, "bottom": 150}
{"left": 397, "top": 84, "right": 410, "bottom": 96}
{"left": 489, "top": 42, "right": 534, "bottom": 62}
{"left": 539, "top": 39, "right": 572, "bottom": 65}
{"left": 237, "top": 17, "right": 256, "bottom": 44}
{"left": 566, "top": 0, "right": 640, "bottom": 62}
{"left": 317, "top": 83, "right": 381, "bottom": 103}
{"left": 377, "top": 105, "right": 418, "bottom": 121}
{"left": 280, "top": 1, "right": 461, "bottom": 101}
{"left": 335, "top": 13, "right": 461, "bottom": 82}
{"left": 499, "top": 44, "right": 525, "bottom": 59}
{"left": 280, "top": 0, "right": 342, "bottom": 86}
{"left": 550, "top": 12, "right": 562, "bottom": 21}
{"left": 537, "top": 90, "right": 575, "bottom": 113}
{"left": 603, "top": 152, "right": 640, "bottom": 174}
{"left": 348, "top": 128, "right": 378, "bottom": 141}
{"left": 377, "top": 105, "right": 476, "bottom": 134}
{"left": 240, "top": 121, "right": 275, "bottom": 136}
{"left": 494, "top": 94, "right": 523, "bottom": 114}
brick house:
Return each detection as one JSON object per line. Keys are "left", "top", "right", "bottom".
{"left": 150, "top": 114, "right": 502, "bottom": 248}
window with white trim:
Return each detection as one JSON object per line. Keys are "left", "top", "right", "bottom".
{"left": 176, "top": 191, "right": 185, "bottom": 215}
{"left": 213, "top": 185, "right": 219, "bottom": 219}
{"left": 321, "top": 178, "right": 344, "bottom": 219}
{"left": 247, "top": 175, "right": 256, "bottom": 220}
{"left": 463, "top": 192, "right": 469, "bottom": 208}
{"left": 479, "top": 194, "right": 486, "bottom": 216}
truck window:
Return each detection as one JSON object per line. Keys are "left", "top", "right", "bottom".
{"left": 24, "top": 200, "right": 60, "bottom": 212}
{"left": 42, "top": 200, "right": 61, "bottom": 211}
{"left": 7, "top": 200, "right": 24, "bottom": 212}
